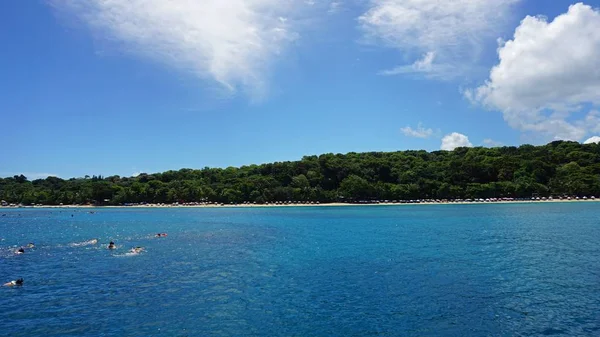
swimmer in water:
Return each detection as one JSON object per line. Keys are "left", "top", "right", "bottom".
{"left": 108, "top": 241, "right": 116, "bottom": 250}
{"left": 27, "top": 242, "right": 35, "bottom": 248}
{"left": 129, "top": 246, "right": 144, "bottom": 254}
{"left": 155, "top": 233, "right": 168, "bottom": 238}
{"left": 3, "top": 278, "right": 23, "bottom": 287}
{"left": 15, "top": 248, "right": 25, "bottom": 255}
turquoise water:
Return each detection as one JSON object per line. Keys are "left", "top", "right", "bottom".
{"left": 1, "top": 203, "right": 599, "bottom": 336}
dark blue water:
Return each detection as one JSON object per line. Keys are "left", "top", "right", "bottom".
{"left": 1, "top": 203, "right": 599, "bottom": 336}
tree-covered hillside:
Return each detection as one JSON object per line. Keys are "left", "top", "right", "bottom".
{"left": 2, "top": 141, "right": 600, "bottom": 205}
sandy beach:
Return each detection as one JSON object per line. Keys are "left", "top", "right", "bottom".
{"left": 2, "top": 198, "right": 599, "bottom": 209}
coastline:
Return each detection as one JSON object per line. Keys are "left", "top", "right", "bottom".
{"left": 2, "top": 199, "right": 599, "bottom": 209}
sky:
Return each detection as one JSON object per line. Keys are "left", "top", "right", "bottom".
{"left": 1, "top": 0, "right": 600, "bottom": 179}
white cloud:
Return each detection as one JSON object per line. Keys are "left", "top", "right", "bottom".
{"left": 483, "top": 138, "right": 503, "bottom": 147}
{"left": 584, "top": 136, "right": 600, "bottom": 144}
{"left": 328, "top": 1, "right": 342, "bottom": 14}
{"left": 359, "top": 0, "right": 519, "bottom": 79}
{"left": 400, "top": 122, "right": 434, "bottom": 138}
{"left": 441, "top": 132, "right": 473, "bottom": 151}
{"left": 579, "top": 110, "right": 600, "bottom": 134}
{"left": 51, "top": 0, "right": 314, "bottom": 100}
{"left": 467, "top": 3, "right": 600, "bottom": 141}
{"left": 131, "top": 171, "right": 149, "bottom": 177}
{"left": 379, "top": 51, "right": 455, "bottom": 79}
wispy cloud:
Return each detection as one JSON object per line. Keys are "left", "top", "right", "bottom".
{"left": 379, "top": 52, "right": 456, "bottom": 79}
{"left": 483, "top": 138, "right": 504, "bottom": 147}
{"left": 50, "top": 0, "right": 319, "bottom": 100}
{"left": 400, "top": 122, "right": 435, "bottom": 138}
{"left": 358, "top": 0, "right": 519, "bottom": 80}
{"left": 328, "top": 1, "right": 342, "bottom": 14}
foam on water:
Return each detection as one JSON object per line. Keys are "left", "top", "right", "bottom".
{"left": 113, "top": 251, "right": 143, "bottom": 258}
{"left": 69, "top": 239, "right": 99, "bottom": 247}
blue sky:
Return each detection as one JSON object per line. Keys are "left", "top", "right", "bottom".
{"left": 1, "top": 0, "right": 600, "bottom": 179}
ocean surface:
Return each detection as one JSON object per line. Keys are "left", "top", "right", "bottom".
{"left": 1, "top": 203, "right": 599, "bottom": 336}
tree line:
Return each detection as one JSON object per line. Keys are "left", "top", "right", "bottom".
{"left": 1, "top": 141, "right": 600, "bottom": 205}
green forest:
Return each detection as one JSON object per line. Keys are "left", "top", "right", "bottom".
{"left": 2, "top": 141, "right": 600, "bottom": 205}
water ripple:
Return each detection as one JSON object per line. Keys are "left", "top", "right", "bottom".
{"left": 1, "top": 204, "right": 599, "bottom": 336}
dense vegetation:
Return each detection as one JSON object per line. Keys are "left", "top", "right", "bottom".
{"left": 2, "top": 141, "right": 600, "bottom": 205}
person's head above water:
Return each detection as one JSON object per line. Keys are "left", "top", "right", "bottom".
{"left": 3, "top": 278, "right": 23, "bottom": 287}
{"left": 17, "top": 248, "right": 24, "bottom": 253}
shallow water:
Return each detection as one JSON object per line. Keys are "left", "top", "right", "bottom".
{"left": 1, "top": 204, "right": 599, "bottom": 336}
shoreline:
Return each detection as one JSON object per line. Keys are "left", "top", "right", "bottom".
{"left": 2, "top": 199, "right": 599, "bottom": 209}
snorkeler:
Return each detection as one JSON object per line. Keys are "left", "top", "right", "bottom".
{"left": 15, "top": 247, "right": 25, "bottom": 255}
{"left": 108, "top": 241, "right": 116, "bottom": 250}
{"left": 3, "top": 278, "right": 23, "bottom": 287}
{"left": 129, "top": 246, "right": 144, "bottom": 254}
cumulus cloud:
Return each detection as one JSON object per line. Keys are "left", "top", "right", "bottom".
{"left": 400, "top": 122, "right": 434, "bottom": 138}
{"left": 441, "top": 132, "right": 473, "bottom": 151}
{"left": 359, "top": 0, "right": 519, "bottom": 79}
{"left": 51, "top": 0, "right": 314, "bottom": 99}
{"left": 584, "top": 136, "right": 600, "bottom": 144}
{"left": 467, "top": 3, "right": 600, "bottom": 141}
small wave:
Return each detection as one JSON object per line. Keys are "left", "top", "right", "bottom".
{"left": 0, "top": 248, "right": 14, "bottom": 258}
{"left": 0, "top": 246, "right": 28, "bottom": 258}
{"left": 114, "top": 251, "right": 142, "bottom": 257}
{"left": 114, "top": 247, "right": 145, "bottom": 257}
